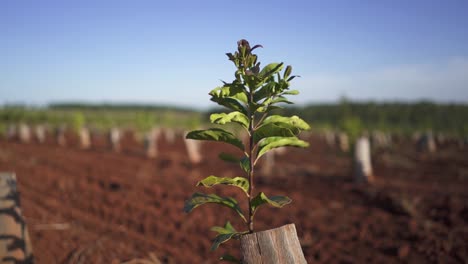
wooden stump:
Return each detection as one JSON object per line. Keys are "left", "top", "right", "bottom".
{"left": 184, "top": 132, "right": 202, "bottom": 164}
{"left": 354, "top": 136, "right": 374, "bottom": 183}
{"left": 34, "top": 125, "right": 46, "bottom": 144}
{"left": 0, "top": 173, "right": 33, "bottom": 263}
{"left": 336, "top": 132, "right": 349, "bottom": 152}
{"left": 324, "top": 131, "right": 336, "bottom": 148}
{"left": 417, "top": 132, "right": 436, "bottom": 153}
{"left": 144, "top": 128, "right": 160, "bottom": 158}
{"left": 79, "top": 127, "right": 91, "bottom": 149}
{"left": 7, "top": 125, "right": 16, "bottom": 141}
{"left": 240, "top": 224, "right": 306, "bottom": 264}
{"left": 371, "top": 131, "right": 391, "bottom": 148}
{"left": 109, "top": 128, "right": 121, "bottom": 152}
{"left": 56, "top": 126, "right": 67, "bottom": 147}
{"left": 18, "top": 124, "right": 31, "bottom": 143}
{"left": 163, "top": 128, "right": 176, "bottom": 144}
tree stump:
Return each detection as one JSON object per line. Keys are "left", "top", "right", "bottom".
{"left": 354, "top": 136, "right": 374, "bottom": 183}
{"left": 371, "top": 131, "right": 391, "bottom": 148}
{"left": 7, "top": 125, "right": 16, "bottom": 141}
{"left": 184, "top": 132, "right": 202, "bottom": 164}
{"left": 240, "top": 224, "right": 306, "bottom": 264}
{"left": 18, "top": 124, "right": 31, "bottom": 143}
{"left": 417, "top": 132, "right": 436, "bottom": 153}
{"left": 34, "top": 125, "right": 46, "bottom": 144}
{"left": 0, "top": 173, "right": 33, "bottom": 263}
{"left": 163, "top": 128, "right": 176, "bottom": 144}
{"left": 324, "top": 131, "right": 335, "bottom": 148}
{"left": 144, "top": 128, "right": 160, "bottom": 158}
{"left": 109, "top": 128, "right": 121, "bottom": 152}
{"left": 56, "top": 126, "right": 67, "bottom": 147}
{"left": 79, "top": 127, "right": 91, "bottom": 149}
{"left": 336, "top": 132, "right": 349, "bottom": 152}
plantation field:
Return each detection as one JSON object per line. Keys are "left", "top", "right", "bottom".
{"left": 0, "top": 132, "right": 467, "bottom": 263}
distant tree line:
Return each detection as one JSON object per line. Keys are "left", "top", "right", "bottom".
{"left": 49, "top": 102, "right": 197, "bottom": 113}
{"left": 272, "top": 100, "right": 468, "bottom": 136}
{"left": 2, "top": 101, "right": 467, "bottom": 136}
{"left": 0, "top": 103, "right": 201, "bottom": 132}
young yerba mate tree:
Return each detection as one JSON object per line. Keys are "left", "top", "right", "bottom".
{"left": 184, "top": 39, "right": 310, "bottom": 255}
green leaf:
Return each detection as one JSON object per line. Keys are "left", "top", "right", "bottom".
{"left": 251, "top": 192, "right": 292, "bottom": 215}
{"left": 211, "top": 221, "right": 237, "bottom": 235}
{"left": 283, "top": 65, "right": 292, "bottom": 79}
{"left": 210, "top": 83, "right": 248, "bottom": 105}
{"left": 240, "top": 156, "right": 250, "bottom": 173}
{"left": 211, "top": 232, "right": 238, "bottom": 251}
{"left": 253, "top": 82, "right": 276, "bottom": 102}
{"left": 270, "top": 96, "right": 293, "bottom": 105}
{"left": 184, "top": 192, "right": 246, "bottom": 222}
{"left": 262, "top": 115, "right": 311, "bottom": 131}
{"left": 197, "top": 175, "right": 249, "bottom": 195}
{"left": 257, "top": 137, "right": 309, "bottom": 160}
{"left": 253, "top": 123, "right": 297, "bottom": 143}
{"left": 210, "top": 112, "right": 249, "bottom": 129}
{"left": 210, "top": 97, "right": 248, "bottom": 116}
{"left": 259, "top": 63, "right": 284, "bottom": 80}
{"left": 210, "top": 222, "right": 247, "bottom": 251}
{"left": 287, "top": 75, "right": 300, "bottom": 82}
{"left": 218, "top": 152, "right": 239, "bottom": 163}
{"left": 186, "top": 128, "right": 244, "bottom": 151}
{"left": 282, "top": 89, "right": 299, "bottom": 95}
{"left": 220, "top": 254, "right": 241, "bottom": 263}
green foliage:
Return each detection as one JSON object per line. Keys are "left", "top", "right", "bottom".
{"left": 184, "top": 39, "right": 310, "bottom": 254}
{"left": 71, "top": 111, "right": 86, "bottom": 132}
{"left": 339, "top": 115, "right": 362, "bottom": 143}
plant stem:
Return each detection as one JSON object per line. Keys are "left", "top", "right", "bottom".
{"left": 247, "top": 89, "right": 255, "bottom": 233}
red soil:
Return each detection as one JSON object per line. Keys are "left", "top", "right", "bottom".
{"left": 0, "top": 131, "right": 467, "bottom": 263}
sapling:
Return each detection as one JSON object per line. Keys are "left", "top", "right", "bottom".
{"left": 184, "top": 39, "right": 310, "bottom": 257}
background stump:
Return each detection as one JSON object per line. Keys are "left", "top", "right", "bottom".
{"left": 0, "top": 173, "right": 33, "bottom": 263}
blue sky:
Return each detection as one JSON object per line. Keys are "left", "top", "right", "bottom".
{"left": 1, "top": 0, "right": 467, "bottom": 109}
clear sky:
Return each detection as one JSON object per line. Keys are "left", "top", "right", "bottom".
{"left": 1, "top": 0, "right": 467, "bottom": 109}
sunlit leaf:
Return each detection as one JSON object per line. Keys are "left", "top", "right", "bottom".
{"left": 210, "top": 111, "right": 248, "bottom": 129}
{"left": 253, "top": 82, "right": 276, "bottom": 102}
{"left": 253, "top": 123, "right": 297, "bottom": 143}
{"left": 240, "top": 156, "right": 250, "bottom": 173}
{"left": 251, "top": 192, "right": 292, "bottom": 215}
{"left": 211, "top": 232, "right": 238, "bottom": 251}
{"left": 257, "top": 137, "right": 309, "bottom": 160}
{"left": 259, "top": 63, "right": 284, "bottom": 80}
{"left": 262, "top": 115, "right": 311, "bottom": 131}
{"left": 186, "top": 128, "right": 244, "bottom": 151}
{"left": 211, "top": 221, "right": 237, "bottom": 235}
{"left": 210, "top": 222, "right": 247, "bottom": 251}
{"left": 197, "top": 175, "right": 249, "bottom": 195}
{"left": 184, "top": 192, "right": 246, "bottom": 222}
{"left": 271, "top": 97, "right": 293, "bottom": 105}
{"left": 210, "top": 97, "right": 248, "bottom": 115}
{"left": 283, "top": 65, "right": 292, "bottom": 79}
{"left": 282, "top": 89, "right": 299, "bottom": 95}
